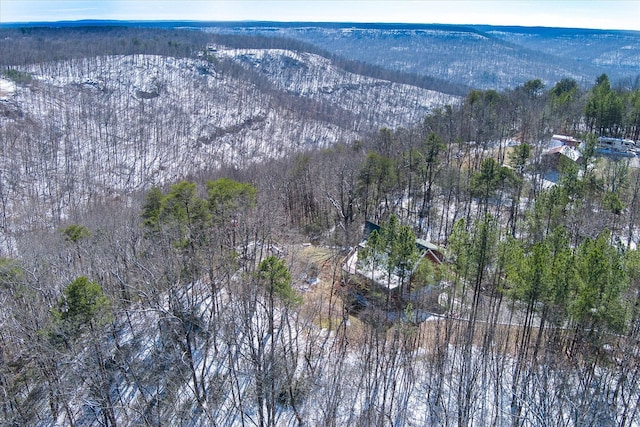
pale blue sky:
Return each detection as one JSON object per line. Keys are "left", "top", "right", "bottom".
{"left": 1, "top": 1, "right": 639, "bottom": 31}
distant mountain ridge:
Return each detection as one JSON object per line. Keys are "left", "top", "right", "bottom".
{"left": 4, "top": 20, "right": 637, "bottom": 90}
{"left": 199, "top": 21, "right": 640, "bottom": 89}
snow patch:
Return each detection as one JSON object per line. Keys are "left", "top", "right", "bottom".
{"left": 0, "top": 78, "right": 16, "bottom": 100}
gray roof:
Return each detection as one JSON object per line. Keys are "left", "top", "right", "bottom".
{"left": 415, "top": 238, "right": 441, "bottom": 252}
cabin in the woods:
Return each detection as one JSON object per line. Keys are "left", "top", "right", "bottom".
{"left": 362, "top": 221, "right": 444, "bottom": 265}
{"left": 343, "top": 220, "right": 444, "bottom": 291}
{"left": 541, "top": 144, "right": 582, "bottom": 170}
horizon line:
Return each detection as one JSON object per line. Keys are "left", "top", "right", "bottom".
{"left": 1, "top": 19, "right": 638, "bottom": 33}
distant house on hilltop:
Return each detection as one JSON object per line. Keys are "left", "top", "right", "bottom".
{"left": 541, "top": 134, "right": 583, "bottom": 177}
{"left": 547, "top": 133, "right": 639, "bottom": 159}
{"left": 550, "top": 134, "right": 582, "bottom": 148}
{"left": 542, "top": 144, "right": 582, "bottom": 168}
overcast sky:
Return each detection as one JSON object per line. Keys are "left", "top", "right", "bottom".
{"left": 1, "top": 1, "right": 639, "bottom": 31}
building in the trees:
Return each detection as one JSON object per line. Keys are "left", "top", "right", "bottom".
{"left": 541, "top": 134, "right": 584, "bottom": 177}
{"left": 342, "top": 220, "right": 443, "bottom": 292}
{"left": 550, "top": 134, "right": 582, "bottom": 148}
{"left": 542, "top": 144, "right": 582, "bottom": 169}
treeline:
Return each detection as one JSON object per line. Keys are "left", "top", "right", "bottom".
{"left": 585, "top": 74, "right": 640, "bottom": 139}
{"left": 237, "top": 23, "right": 640, "bottom": 90}
{"left": 0, "top": 26, "right": 210, "bottom": 65}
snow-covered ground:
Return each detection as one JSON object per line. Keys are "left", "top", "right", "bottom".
{"left": 35, "top": 274, "right": 638, "bottom": 426}
{"left": 0, "top": 51, "right": 459, "bottom": 251}
{"left": 0, "top": 78, "right": 16, "bottom": 100}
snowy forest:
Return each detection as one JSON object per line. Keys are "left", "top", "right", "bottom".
{"left": 1, "top": 24, "right": 640, "bottom": 426}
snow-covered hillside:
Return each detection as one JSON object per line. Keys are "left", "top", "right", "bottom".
{"left": 0, "top": 50, "right": 458, "bottom": 244}
{"left": 216, "top": 48, "right": 455, "bottom": 127}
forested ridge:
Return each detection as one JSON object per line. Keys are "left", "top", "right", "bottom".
{"left": 0, "top": 26, "right": 469, "bottom": 96}
{"left": 1, "top": 26, "right": 640, "bottom": 426}
{"left": 201, "top": 21, "right": 640, "bottom": 89}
